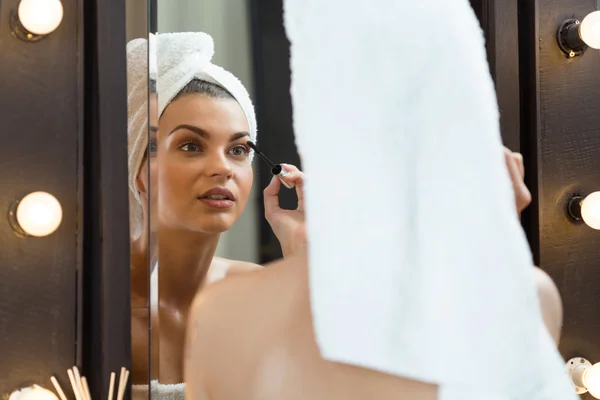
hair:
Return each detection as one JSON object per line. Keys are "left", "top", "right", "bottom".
{"left": 172, "top": 79, "right": 234, "bottom": 102}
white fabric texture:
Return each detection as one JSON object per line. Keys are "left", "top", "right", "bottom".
{"left": 126, "top": 35, "right": 155, "bottom": 240}
{"left": 283, "top": 0, "right": 576, "bottom": 399}
{"left": 155, "top": 32, "right": 257, "bottom": 155}
{"left": 132, "top": 381, "right": 184, "bottom": 400}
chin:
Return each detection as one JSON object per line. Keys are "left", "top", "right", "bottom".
{"left": 191, "top": 215, "right": 236, "bottom": 234}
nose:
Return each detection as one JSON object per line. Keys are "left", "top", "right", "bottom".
{"left": 205, "top": 151, "right": 233, "bottom": 180}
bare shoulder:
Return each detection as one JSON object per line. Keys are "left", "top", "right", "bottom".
{"left": 532, "top": 266, "right": 563, "bottom": 344}
{"left": 186, "top": 256, "right": 296, "bottom": 357}
{"left": 216, "top": 257, "right": 264, "bottom": 274}
{"left": 184, "top": 260, "right": 285, "bottom": 397}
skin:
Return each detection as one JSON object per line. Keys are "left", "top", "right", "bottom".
{"left": 504, "top": 147, "right": 563, "bottom": 343}
{"left": 130, "top": 93, "right": 292, "bottom": 384}
{"left": 183, "top": 147, "right": 564, "bottom": 399}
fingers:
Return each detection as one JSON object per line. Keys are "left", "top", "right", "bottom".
{"left": 503, "top": 147, "right": 531, "bottom": 213}
{"left": 513, "top": 152, "right": 525, "bottom": 179}
{"left": 280, "top": 164, "right": 305, "bottom": 212}
{"left": 263, "top": 176, "right": 282, "bottom": 217}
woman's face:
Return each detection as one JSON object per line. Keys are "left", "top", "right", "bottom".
{"left": 157, "top": 94, "right": 253, "bottom": 234}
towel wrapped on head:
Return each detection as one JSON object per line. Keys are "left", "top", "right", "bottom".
{"left": 126, "top": 34, "right": 156, "bottom": 240}
{"left": 283, "top": 0, "right": 577, "bottom": 399}
{"left": 156, "top": 32, "right": 257, "bottom": 159}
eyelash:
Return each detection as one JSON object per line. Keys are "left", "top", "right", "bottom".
{"left": 177, "top": 141, "right": 250, "bottom": 157}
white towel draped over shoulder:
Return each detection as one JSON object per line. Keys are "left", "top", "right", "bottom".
{"left": 283, "top": 0, "right": 576, "bottom": 399}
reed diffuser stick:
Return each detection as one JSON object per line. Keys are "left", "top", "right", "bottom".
{"left": 50, "top": 376, "right": 68, "bottom": 400}
{"left": 72, "top": 368, "right": 85, "bottom": 400}
{"left": 107, "top": 372, "right": 116, "bottom": 400}
{"left": 67, "top": 369, "right": 83, "bottom": 400}
{"left": 81, "top": 377, "right": 92, "bottom": 400}
{"left": 51, "top": 366, "right": 129, "bottom": 400}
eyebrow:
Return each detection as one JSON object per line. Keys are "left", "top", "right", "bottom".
{"left": 150, "top": 126, "right": 158, "bottom": 133}
{"left": 168, "top": 124, "right": 250, "bottom": 142}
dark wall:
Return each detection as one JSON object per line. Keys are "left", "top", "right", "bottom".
{"left": 250, "top": 0, "right": 300, "bottom": 263}
{"left": 0, "top": 0, "right": 81, "bottom": 393}
{"left": 520, "top": 0, "right": 600, "bottom": 381}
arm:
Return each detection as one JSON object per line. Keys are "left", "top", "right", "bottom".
{"left": 503, "top": 148, "right": 564, "bottom": 344}
{"left": 533, "top": 266, "right": 563, "bottom": 344}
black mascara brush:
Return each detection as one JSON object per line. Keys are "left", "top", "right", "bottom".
{"left": 247, "top": 141, "right": 294, "bottom": 189}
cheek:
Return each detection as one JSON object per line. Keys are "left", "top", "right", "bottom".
{"left": 235, "top": 166, "right": 254, "bottom": 201}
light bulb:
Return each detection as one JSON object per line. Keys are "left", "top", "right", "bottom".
{"left": 580, "top": 10, "right": 600, "bottom": 49}
{"left": 581, "top": 191, "right": 600, "bottom": 230}
{"left": 15, "top": 191, "right": 63, "bottom": 237}
{"left": 18, "top": 0, "right": 64, "bottom": 35}
{"left": 9, "top": 385, "right": 59, "bottom": 400}
{"left": 585, "top": 363, "right": 600, "bottom": 398}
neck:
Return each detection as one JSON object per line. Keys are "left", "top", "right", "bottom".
{"left": 131, "top": 232, "right": 150, "bottom": 303}
{"left": 157, "top": 226, "right": 221, "bottom": 307}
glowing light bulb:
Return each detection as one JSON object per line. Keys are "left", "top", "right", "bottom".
{"left": 580, "top": 10, "right": 600, "bottom": 49}
{"left": 580, "top": 191, "right": 600, "bottom": 230}
{"left": 15, "top": 191, "right": 63, "bottom": 237}
{"left": 18, "top": 0, "right": 64, "bottom": 35}
{"left": 585, "top": 363, "right": 600, "bottom": 398}
{"left": 9, "top": 385, "right": 59, "bottom": 400}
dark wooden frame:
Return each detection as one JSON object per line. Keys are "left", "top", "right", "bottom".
{"left": 81, "top": 0, "right": 132, "bottom": 398}
{"left": 518, "top": 0, "right": 600, "bottom": 367}
{"left": 0, "top": 0, "right": 81, "bottom": 393}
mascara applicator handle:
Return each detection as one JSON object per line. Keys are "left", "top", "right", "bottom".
{"left": 272, "top": 165, "right": 295, "bottom": 189}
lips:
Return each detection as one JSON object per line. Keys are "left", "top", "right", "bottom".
{"left": 199, "top": 187, "right": 235, "bottom": 201}
{"left": 198, "top": 187, "right": 236, "bottom": 209}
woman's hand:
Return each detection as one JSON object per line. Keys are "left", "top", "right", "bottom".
{"left": 503, "top": 146, "right": 532, "bottom": 215}
{"left": 263, "top": 164, "right": 306, "bottom": 258}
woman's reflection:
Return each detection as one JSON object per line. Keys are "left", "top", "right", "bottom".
{"left": 156, "top": 79, "right": 261, "bottom": 384}
{"left": 126, "top": 36, "right": 157, "bottom": 385}
{"left": 152, "top": 32, "right": 303, "bottom": 386}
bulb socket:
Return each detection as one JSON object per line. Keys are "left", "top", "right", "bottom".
{"left": 9, "top": 10, "right": 46, "bottom": 42}
{"left": 557, "top": 18, "right": 587, "bottom": 58}
{"left": 7, "top": 199, "right": 29, "bottom": 237}
{"left": 567, "top": 194, "right": 584, "bottom": 221}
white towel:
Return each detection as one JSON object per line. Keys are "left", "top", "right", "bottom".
{"left": 126, "top": 35, "right": 154, "bottom": 239}
{"left": 155, "top": 32, "right": 257, "bottom": 154}
{"left": 283, "top": 0, "right": 577, "bottom": 399}
{"left": 132, "top": 381, "right": 184, "bottom": 400}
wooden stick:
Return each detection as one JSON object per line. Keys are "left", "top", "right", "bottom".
{"left": 116, "top": 368, "right": 129, "bottom": 400}
{"left": 67, "top": 369, "right": 83, "bottom": 400}
{"left": 73, "top": 367, "right": 86, "bottom": 400}
{"left": 82, "top": 377, "right": 92, "bottom": 400}
{"left": 50, "top": 376, "right": 68, "bottom": 400}
{"left": 107, "top": 372, "right": 116, "bottom": 400}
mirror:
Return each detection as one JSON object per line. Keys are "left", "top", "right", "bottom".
{"left": 125, "top": 0, "right": 153, "bottom": 395}
{"left": 151, "top": 0, "right": 262, "bottom": 392}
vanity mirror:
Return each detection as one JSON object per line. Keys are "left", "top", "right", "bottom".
{"left": 150, "top": 1, "right": 260, "bottom": 394}
{"left": 125, "top": 0, "right": 153, "bottom": 396}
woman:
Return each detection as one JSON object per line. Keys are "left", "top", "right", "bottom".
{"left": 182, "top": 146, "right": 565, "bottom": 400}
{"left": 126, "top": 33, "right": 303, "bottom": 386}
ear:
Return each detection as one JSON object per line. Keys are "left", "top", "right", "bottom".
{"left": 135, "top": 160, "right": 148, "bottom": 195}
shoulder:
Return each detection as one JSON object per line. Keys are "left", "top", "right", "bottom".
{"left": 184, "top": 265, "right": 272, "bottom": 390}
{"left": 205, "top": 257, "right": 262, "bottom": 285}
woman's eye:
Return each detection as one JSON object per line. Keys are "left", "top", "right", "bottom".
{"left": 228, "top": 145, "right": 249, "bottom": 157}
{"left": 149, "top": 140, "right": 157, "bottom": 153}
{"left": 179, "top": 142, "right": 201, "bottom": 152}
